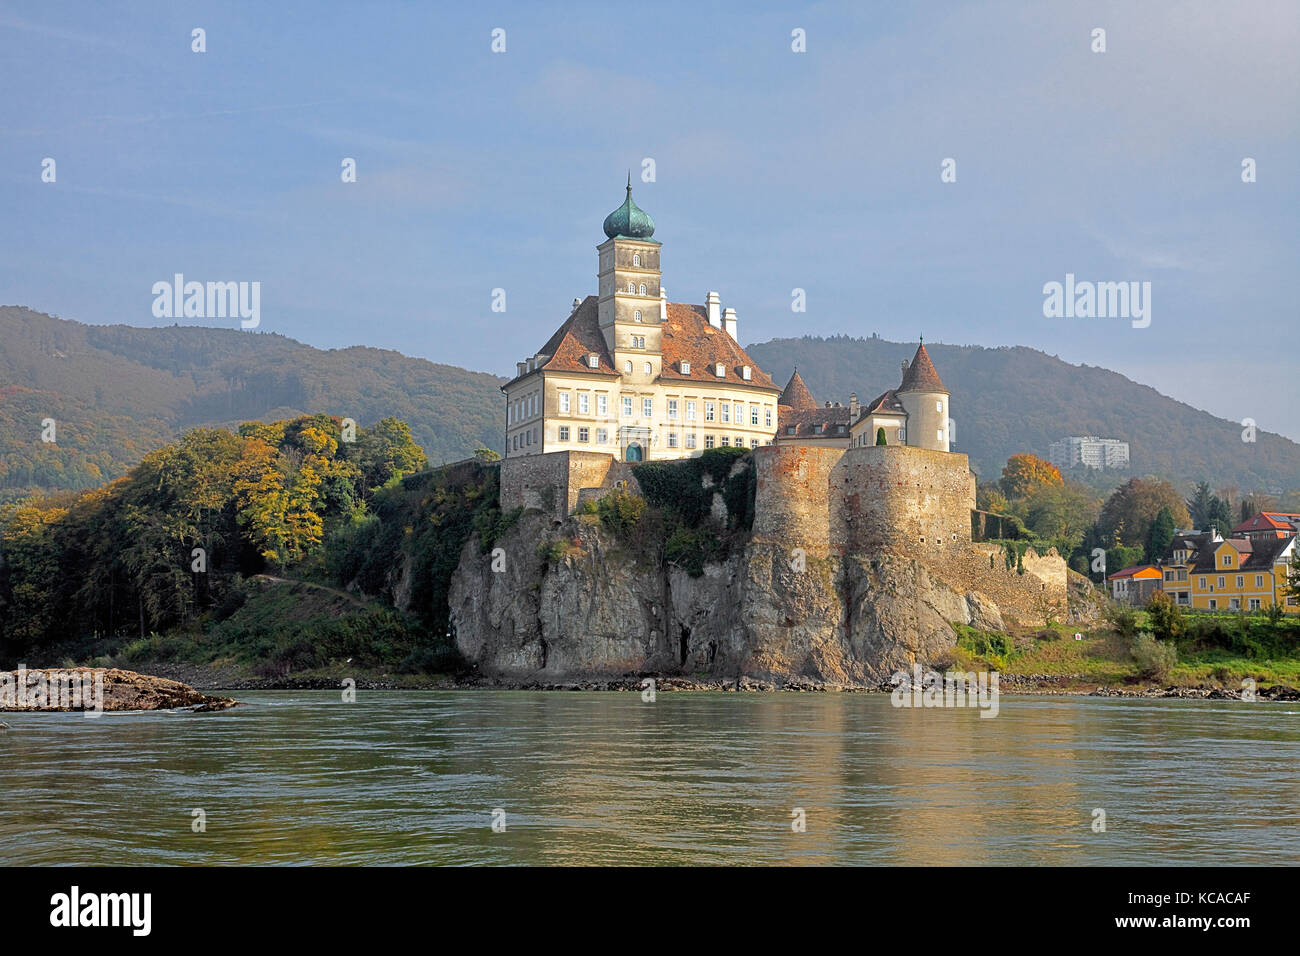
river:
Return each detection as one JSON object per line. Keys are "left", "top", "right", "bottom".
{"left": 2, "top": 691, "right": 1296, "bottom": 865}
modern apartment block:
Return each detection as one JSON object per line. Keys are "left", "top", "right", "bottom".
{"left": 1048, "top": 436, "right": 1130, "bottom": 471}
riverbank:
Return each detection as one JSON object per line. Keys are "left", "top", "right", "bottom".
{"left": 129, "top": 659, "right": 1300, "bottom": 700}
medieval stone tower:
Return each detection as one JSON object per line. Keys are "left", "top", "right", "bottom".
{"left": 897, "top": 341, "right": 950, "bottom": 453}
{"left": 597, "top": 177, "right": 664, "bottom": 377}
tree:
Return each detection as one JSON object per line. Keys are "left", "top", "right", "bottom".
{"left": 1020, "top": 481, "right": 1100, "bottom": 554}
{"left": 1099, "top": 478, "right": 1190, "bottom": 549}
{"left": 1187, "top": 481, "right": 1214, "bottom": 530}
{"left": 875, "top": 427, "right": 886, "bottom": 446}
{"left": 999, "top": 453, "right": 1062, "bottom": 500}
{"left": 1207, "top": 495, "right": 1234, "bottom": 536}
{"left": 1145, "top": 505, "right": 1177, "bottom": 564}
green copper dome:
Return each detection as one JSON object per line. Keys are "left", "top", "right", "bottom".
{"left": 602, "top": 179, "right": 655, "bottom": 240}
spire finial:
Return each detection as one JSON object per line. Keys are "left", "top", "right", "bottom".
{"left": 919, "top": 333, "right": 924, "bottom": 344}
{"left": 626, "top": 170, "right": 632, "bottom": 195}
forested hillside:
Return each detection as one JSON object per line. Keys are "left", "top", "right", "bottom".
{"left": 0, "top": 306, "right": 504, "bottom": 498}
{"left": 746, "top": 336, "right": 1300, "bottom": 495}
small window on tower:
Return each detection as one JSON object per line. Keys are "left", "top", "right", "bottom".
{"left": 639, "top": 283, "right": 647, "bottom": 295}
{"left": 643, "top": 362, "right": 652, "bottom": 374}
{"left": 937, "top": 429, "right": 944, "bottom": 442}
{"left": 634, "top": 310, "right": 642, "bottom": 322}
{"left": 633, "top": 253, "right": 641, "bottom": 266}
{"left": 936, "top": 400, "right": 943, "bottom": 412}
{"left": 624, "top": 360, "right": 632, "bottom": 373}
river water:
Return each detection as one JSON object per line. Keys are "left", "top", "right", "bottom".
{"left": 1, "top": 690, "right": 1296, "bottom": 865}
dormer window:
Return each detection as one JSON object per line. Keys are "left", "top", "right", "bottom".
{"left": 742, "top": 365, "right": 752, "bottom": 380}
{"left": 715, "top": 363, "right": 726, "bottom": 377}
{"left": 680, "top": 361, "right": 691, "bottom": 374}
{"left": 587, "top": 354, "right": 599, "bottom": 369}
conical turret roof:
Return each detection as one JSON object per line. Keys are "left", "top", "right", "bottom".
{"left": 898, "top": 342, "right": 947, "bottom": 394}
{"left": 779, "top": 369, "right": 817, "bottom": 409}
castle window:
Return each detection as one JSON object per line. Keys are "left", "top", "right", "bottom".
{"left": 685, "top": 433, "right": 697, "bottom": 449}
{"left": 643, "top": 362, "right": 652, "bottom": 374}
{"left": 715, "top": 363, "right": 725, "bottom": 377}
{"left": 578, "top": 427, "right": 589, "bottom": 442}
{"left": 634, "top": 310, "right": 642, "bottom": 322}
{"left": 559, "top": 392, "right": 570, "bottom": 414}
{"left": 579, "top": 393, "right": 590, "bottom": 414}
{"left": 622, "top": 396, "right": 633, "bottom": 417}
{"left": 680, "top": 361, "right": 691, "bottom": 374}
{"left": 937, "top": 429, "right": 944, "bottom": 442}
{"left": 742, "top": 366, "right": 752, "bottom": 380}
{"left": 750, "top": 439, "right": 758, "bottom": 449}
{"left": 596, "top": 428, "right": 608, "bottom": 443}
{"left": 667, "top": 432, "right": 678, "bottom": 448}
{"left": 628, "top": 282, "right": 635, "bottom": 293}
{"left": 624, "top": 360, "right": 632, "bottom": 373}
{"left": 633, "top": 253, "right": 641, "bottom": 266}
{"left": 705, "top": 435, "right": 715, "bottom": 449}
{"left": 668, "top": 399, "right": 678, "bottom": 419}
{"left": 751, "top": 406, "right": 759, "bottom": 426}
{"left": 643, "top": 397, "right": 653, "bottom": 417}
{"left": 632, "top": 336, "right": 645, "bottom": 348}
{"left": 559, "top": 426, "right": 570, "bottom": 441}
{"left": 686, "top": 400, "right": 696, "bottom": 420}
{"left": 588, "top": 354, "right": 600, "bottom": 369}
{"left": 705, "top": 401, "right": 715, "bottom": 422}
{"left": 721, "top": 404, "right": 730, "bottom": 424}
{"left": 936, "top": 400, "right": 943, "bottom": 413}
{"left": 720, "top": 436, "right": 730, "bottom": 447}
{"left": 734, "top": 403, "right": 743, "bottom": 422}
{"left": 597, "top": 395, "right": 608, "bottom": 415}
{"left": 765, "top": 407, "right": 772, "bottom": 427}
{"left": 639, "top": 283, "right": 647, "bottom": 295}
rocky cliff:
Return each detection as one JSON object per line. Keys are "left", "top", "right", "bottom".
{"left": 449, "top": 508, "right": 1036, "bottom": 687}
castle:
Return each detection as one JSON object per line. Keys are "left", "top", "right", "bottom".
{"left": 469, "top": 185, "right": 1068, "bottom": 682}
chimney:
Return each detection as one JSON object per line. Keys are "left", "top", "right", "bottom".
{"left": 722, "top": 307, "right": 738, "bottom": 340}
{"left": 516, "top": 362, "right": 527, "bottom": 377}
{"left": 850, "top": 392, "right": 859, "bottom": 418}
{"left": 706, "top": 291, "right": 722, "bottom": 328}
{"left": 660, "top": 288, "right": 668, "bottom": 321}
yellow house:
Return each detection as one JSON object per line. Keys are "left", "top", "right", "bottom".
{"left": 1188, "top": 535, "right": 1298, "bottom": 612}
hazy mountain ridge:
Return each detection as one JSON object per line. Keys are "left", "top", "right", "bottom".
{"left": 3, "top": 308, "right": 1296, "bottom": 498}
{"left": 0, "top": 306, "right": 504, "bottom": 496}
{"left": 745, "top": 335, "right": 1300, "bottom": 493}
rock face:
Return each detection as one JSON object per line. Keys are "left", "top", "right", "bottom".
{"left": 0, "top": 668, "right": 237, "bottom": 713}
{"left": 449, "top": 509, "right": 1046, "bottom": 687}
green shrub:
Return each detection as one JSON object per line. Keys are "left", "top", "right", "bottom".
{"left": 597, "top": 489, "right": 647, "bottom": 538}
{"left": 1132, "top": 631, "right": 1177, "bottom": 682}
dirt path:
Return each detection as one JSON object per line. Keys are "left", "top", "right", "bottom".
{"left": 252, "top": 574, "right": 368, "bottom": 606}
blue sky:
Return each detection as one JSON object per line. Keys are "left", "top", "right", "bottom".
{"left": 3, "top": 1, "right": 1297, "bottom": 438}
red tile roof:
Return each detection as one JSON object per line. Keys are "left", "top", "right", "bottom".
{"left": 899, "top": 343, "right": 947, "bottom": 393}
{"left": 1108, "top": 564, "right": 1162, "bottom": 580}
{"left": 510, "top": 295, "right": 779, "bottom": 392}
{"left": 778, "top": 370, "right": 817, "bottom": 410}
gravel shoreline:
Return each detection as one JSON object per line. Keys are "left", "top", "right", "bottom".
{"left": 132, "top": 662, "right": 1300, "bottom": 701}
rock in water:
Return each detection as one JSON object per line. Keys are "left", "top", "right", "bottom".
{"left": 0, "top": 668, "right": 237, "bottom": 713}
